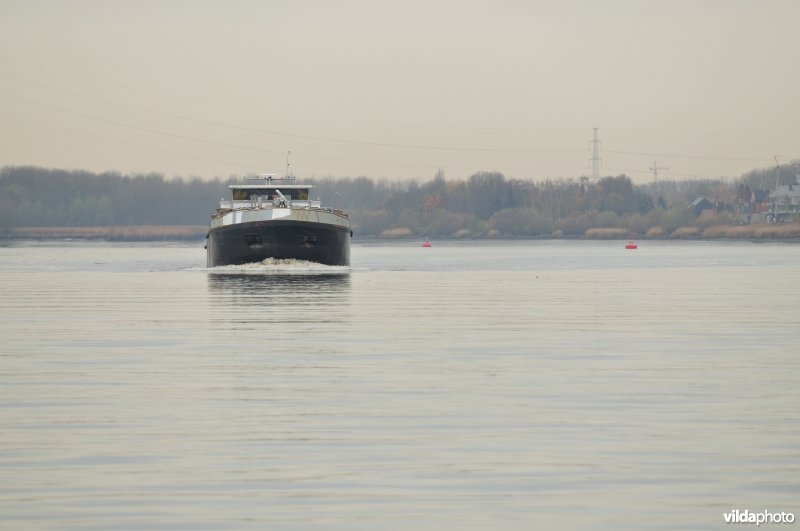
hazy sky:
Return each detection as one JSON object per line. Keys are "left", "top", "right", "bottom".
{"left": 1, "top": 0, "right": 798, "bottom": 183}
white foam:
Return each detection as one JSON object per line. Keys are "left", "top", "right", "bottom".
{"left": 199, "top": 257, "right": 350, "bottom": 275}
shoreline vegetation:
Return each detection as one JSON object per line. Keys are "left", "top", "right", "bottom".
{"left": 5, "top": 225, "right": 208, "bottom": 241}
{"left": 3, "top": 165, "right": 799, "bottom": 242}
{"left": 4, "top": 223, "right": 799, "bottom": 242}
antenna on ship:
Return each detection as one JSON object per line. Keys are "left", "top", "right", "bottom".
{"left": 286, "top": 150, "right": 291, "bottom": 179}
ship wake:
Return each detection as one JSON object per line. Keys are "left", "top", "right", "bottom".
{"left": 205, "top": 257, "right": 350, "bottom": 275}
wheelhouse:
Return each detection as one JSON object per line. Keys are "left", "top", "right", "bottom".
{"left": 218, "top": 175, "right": 321, "bottom": 210}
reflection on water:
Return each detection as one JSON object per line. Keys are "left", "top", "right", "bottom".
{"left": 207, "top": 273, "right": 351, "bottom": 323}
{"left": 208, "top": 272, "right": 350, "bottom": 295}
{"left": 3, "top": 242, "right": 800, "bottom": 530}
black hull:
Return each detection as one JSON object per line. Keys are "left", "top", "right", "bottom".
{"left": 207, "top": 220, "right": 350, "bottom": 267}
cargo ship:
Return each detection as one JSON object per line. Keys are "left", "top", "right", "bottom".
{"left": 206, "top": 174, "right": 351, "bottom": 267}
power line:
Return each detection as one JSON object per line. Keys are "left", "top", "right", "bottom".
{"left": 0, "top": 110, "right": 255, "bottom": 171}
{"left": 0, "top": 72, "right": 792, "bottom": 179}
{"left": 605, "top": 149, "right": 768, "bottom": 162}
{"left": 0, "top": 108, "right": 589, "bottom": 176}
{"left": 5, "top": 70, "right": 800, "bottom": 142}
{"left": 0, "top": 70, "right": 597, "bottom": 133}
{"left": 0, "top": 83, "right": 584, "bottom": 154}
{"left": 0, "top": 89, "right": 288, "bottom": 157}
{"left": 604, "top": 127, "right": 800, "bottom": 141}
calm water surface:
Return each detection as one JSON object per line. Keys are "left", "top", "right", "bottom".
{"left": 1, "top": 240, "right": 798, "bottom": 530}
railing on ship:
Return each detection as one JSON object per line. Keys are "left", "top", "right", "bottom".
{"left": 218, "top": 199, "right": 322, "bottom": 210}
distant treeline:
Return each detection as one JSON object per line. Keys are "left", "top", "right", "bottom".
{"left": 0, "top": 164, "right": 796, "bottom": 239}
{"left": 0, "top": 167, "right": 222, "bottom": 228}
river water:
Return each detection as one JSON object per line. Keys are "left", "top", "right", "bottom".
{"left": 1, "top": 240, "right": 798, "bottom": 530}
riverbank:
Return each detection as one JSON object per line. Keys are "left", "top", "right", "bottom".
{"left": 378, "top": 223, "right": 800, "bottom": 241}
{"left": 3, "top": 223, "right": 799, "bottom": 242}
{"left": 4, "top": 225, "right": 207, "bottom": 241}
{"left": 584, "top": 223, "right": 800, "bottom": 240}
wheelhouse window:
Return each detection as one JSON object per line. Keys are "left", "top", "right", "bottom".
{"left": 232, "top": 188, "right": 310, "bottom": 200}
{"left": 232, "top": 189, "right": 251, "bottom": 200}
